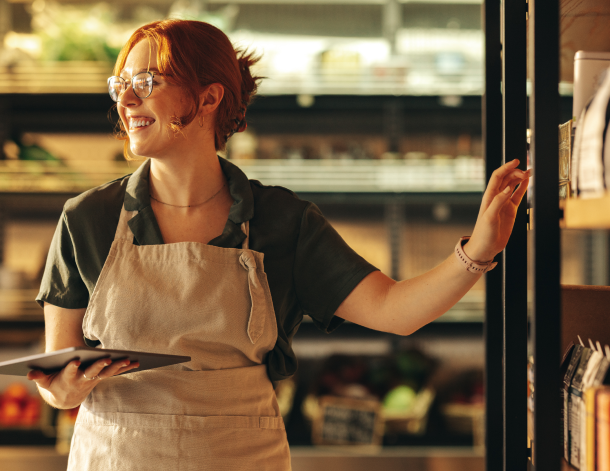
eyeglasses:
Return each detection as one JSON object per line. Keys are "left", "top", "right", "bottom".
{"left": 107, "top": 71, "right": 158, "bottom": 102}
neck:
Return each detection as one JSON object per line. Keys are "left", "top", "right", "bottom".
{"left": 148, "top": 148, "right": 227, "bottom": 208}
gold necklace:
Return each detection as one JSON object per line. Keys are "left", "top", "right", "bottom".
{"left": 150, "top": 183, "right": 226, "bottom": 208}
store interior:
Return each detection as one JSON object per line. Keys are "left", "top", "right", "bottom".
{"left": 0, "top": 0, "right": 606, "bottom": 470}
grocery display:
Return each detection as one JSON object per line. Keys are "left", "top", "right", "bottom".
{"left": 0, "top": 383, "right": 41, "bottom": 428}
{"left": 0, "top": 1, "right": 484, "bottom": 96}
{"left": 291, "top": 350, "right": 486, "bottom": 445}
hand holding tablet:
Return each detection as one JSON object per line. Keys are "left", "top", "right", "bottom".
{"left": 0, "top": 347, "right": 191, "bottom": 410}
{"left": 0, "top": 347, "right": 191, "bottom": 376}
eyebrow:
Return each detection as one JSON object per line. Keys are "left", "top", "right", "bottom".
{"left": 119, "top": 67, "right": 161, "bottom": 76}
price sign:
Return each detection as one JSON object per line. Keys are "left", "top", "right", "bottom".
{"left": 312, "top": 396, "right": 383, "bottom": 446}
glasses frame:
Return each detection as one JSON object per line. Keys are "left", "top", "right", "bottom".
{"left": 107, "top": 71, "right": 158, "bottom": 102}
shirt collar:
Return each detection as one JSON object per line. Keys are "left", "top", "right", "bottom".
{"left": 123, "top": 157, "right": 254, "bottom": 247}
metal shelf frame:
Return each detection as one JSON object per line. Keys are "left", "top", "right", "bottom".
{"left": 482, "top": 0, "right": 502, "bottom": 468}
{"left": 501, "top": 0, "right": 529, "bottom": 469}
{"left": 528, "top": 0, "right": 561, "bottom": 469}
{"left": 483, "top": 0, "right": 561, "bottom": 469}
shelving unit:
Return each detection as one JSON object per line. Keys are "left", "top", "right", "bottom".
{"left": 0, "top": 0, "right": 498, "bottom": 464}
{"left": 487, "top": 0, "right": 610, "bottom": 470}
{"left": 562, "top": 195, "right": 610, "bottom": 229}
{"left": 0, "top": 158, "right": 484, "bottom": 194}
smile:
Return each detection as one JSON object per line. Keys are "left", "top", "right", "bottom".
{"left": 129, "top": 117, "right": 155, "bottom": 130}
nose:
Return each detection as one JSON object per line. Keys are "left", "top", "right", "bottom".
{"left": 117, "top": 81, "right": 141, "bottom": 109}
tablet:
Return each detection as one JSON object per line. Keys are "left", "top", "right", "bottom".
{"left": 0, "top": 347, "right": 191, "bottom": 376}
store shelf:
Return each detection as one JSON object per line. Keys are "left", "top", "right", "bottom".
{"left": 0, "top": 158, "right": 484, "bottom": 195}
{"left": 0, "top": 63, "right": 111, "bottom": 95}
{"left": 561, "top": 194, "right": 610, "bottom": 229}
{"left": 0, "top": 290, "right": 42, "bottom": 322}
{"left": 560, "top": 457, "right": 578, "bottom": 471}
{"left": 0, "top": 445, "right": 483, "bottom": 471}
{"left": 0, "top": 64, "right": 483, "bottom": 97}
{"left": 0, "top": 429, "right": 56, "bottom": 447}
{"left": 0, "top": 290, "right": 44, "bottom": 346}
{"left": 290, "top": 445, "right": 484, "bottom": 471}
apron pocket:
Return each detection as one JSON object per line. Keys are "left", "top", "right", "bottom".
{"left": 71, "top": 410, "right": 289, "bottom": 471}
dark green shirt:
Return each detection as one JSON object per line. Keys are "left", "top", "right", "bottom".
{"left": 36, "top": 157, "right": 378, "bottom": 382}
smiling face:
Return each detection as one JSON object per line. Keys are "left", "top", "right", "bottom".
{"left": 117, "top": 39, "right": 197, "bottom": 159}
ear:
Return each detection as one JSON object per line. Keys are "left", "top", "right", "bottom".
{"left": 199, "top": 83, "right": 225, "bottom": 117}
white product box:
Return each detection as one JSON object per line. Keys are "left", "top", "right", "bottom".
{"left": 573, "top": 51, "right": 610, "bottom": 124}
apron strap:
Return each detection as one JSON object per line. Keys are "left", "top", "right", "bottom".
{"left": 241, "top": 221, "right": 249, "bottom": 250}
{"left": 114, "top": 205, "right": 138, "bottom": 242}
{"left": 115, "top": 208, "right": 249, "bottom": 245}
{"left": 239, "top": 249, "right": 265, "bottom": 344}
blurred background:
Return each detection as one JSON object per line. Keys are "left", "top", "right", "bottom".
{"left": 0, "top": 0, "right": 595, "bottom": 470}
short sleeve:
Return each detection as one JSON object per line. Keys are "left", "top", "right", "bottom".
{"left": 36, "top": 212, "right": 90, "bottom": 309}
{"left": 293, "top": 202, "right": 378, "bottom": 333}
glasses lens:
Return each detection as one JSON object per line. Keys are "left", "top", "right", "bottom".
{"left": 108, "top": 77, "right": 123, "bottom": 102}
{"left": 133, "top": 72, "right": 153, "bottom": 99}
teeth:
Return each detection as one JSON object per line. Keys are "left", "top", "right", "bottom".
{"left": 130, "top": 119, "right": 153, "bottom": 129}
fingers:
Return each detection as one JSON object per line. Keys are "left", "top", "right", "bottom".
{"left": 29, "top": 359, "right": 81, "bottom": 389}
{"left": 114, "top": 361, "right": 140, "bottom": 376}
{"left": 81, "top": 358, "right": 140, "bottom": 382}
{"left": 511, "top": 176, "right": 529, "bottom": 205}
{"left": 82, "top": 358, "right": 113, "bottom": 381}
{"left": 498, "top": 168, "right": 530, "bottom": 192}
{"left": 480, "top": 161, "right": 527, "bottom": 213}
{"left": 486, "top": 181, "right": 515, "bottom": 216}
{"left": 488, "top": 159, "right": 521, "bottom": 191}
{"left": 27, "top": 369, "right": 51, "bottom": 387}
{"left": 98, "top": 359, "right": 133, "bottom": 378}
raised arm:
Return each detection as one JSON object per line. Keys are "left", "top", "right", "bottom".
{"left": 335, "top": 159, "right": 530, "bottom": 335}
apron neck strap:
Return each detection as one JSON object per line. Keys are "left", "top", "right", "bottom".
{"left": 115, "top": 205, "right": 138, "bottom": 242}
{"left": 241, "top": 221, "right": 249, "bottom": 250}
{"left": 115, "top": 206, "right": 250, "bottom": 248}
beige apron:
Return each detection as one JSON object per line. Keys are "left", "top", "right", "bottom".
{"left": 68, "top": 205, "right": 291, "bottom": 471}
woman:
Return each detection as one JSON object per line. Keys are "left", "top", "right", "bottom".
{"left": 29, "top": 19, "right": 529, "bottom": 471}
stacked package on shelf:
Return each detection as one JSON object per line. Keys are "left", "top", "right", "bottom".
{"left": 564, "top": 339, "right": 610, "bottom": 470}
{"left": 568, "top": 345, "right": 593, "bottom": 468}
{"left": 579, "top": 343, "right": 608, "bottom": 471}
{"left": 563, "top": 344, "right": 584, "bottom": 462}
{"left": 585, "top": 358, "right": 610, "bottom": 471}
{"left": 571, "top": 51, "right": 610, "bottom": 199}
{"left": 597, "top": 387, "right": 610, "bottom": 470}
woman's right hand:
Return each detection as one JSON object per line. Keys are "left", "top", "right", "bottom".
{"left": 27, "top": 358, "right": 139, "bottom": 410}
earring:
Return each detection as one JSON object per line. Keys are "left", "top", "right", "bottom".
{"left": 198, "top": 115, "right": 204, "bottom": 128}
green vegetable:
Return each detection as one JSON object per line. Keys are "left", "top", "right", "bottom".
{"left": 383, "top": 385, "right": 417, "bottom": 412}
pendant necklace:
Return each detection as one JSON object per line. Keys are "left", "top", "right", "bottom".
{"left": 150, "top": 183, "right": 226, "bottom": 208}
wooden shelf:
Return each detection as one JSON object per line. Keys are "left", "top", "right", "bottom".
{"left": 561, "top": 194, "right": 610, "bottom": 229}
{"left": 561, "top": 457, "right": 578, "bottom": 471}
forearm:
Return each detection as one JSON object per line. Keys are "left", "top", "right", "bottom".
{"left": 383, "top": 249, "right": 483, "bottom": 335}
{"left": 337, "top": 160, "right": 526, "bottom": 335}
{"left": 336, "top": 247, "right": 486, "bottom": 335}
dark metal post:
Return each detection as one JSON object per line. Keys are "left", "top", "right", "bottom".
{"left": 386, "top": 201, "right": 404, "bottom": 281}
{"left": 384, "top": 100, "right": 403, "bottom": 155}
{"left": 529, "top": 0, "right": 561, "bottom": 469}
{"left": 483, "top": 0, "right": 504, "bottom": 469}
{"left": 0, "top": 97, "right": 10, "bottom": 160}
{"left": 0, "top": 207, "right": 5, "bottom": 265}
{"left": 501, "top": 0, "right": 528, "bottom": 468}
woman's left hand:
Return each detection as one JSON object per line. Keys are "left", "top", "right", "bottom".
{"left": 464, "top": 159, "right": 530, "bottom": 262}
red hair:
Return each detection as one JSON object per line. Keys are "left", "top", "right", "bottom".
{"left": 112, "top": 20, "right": 261, "bottom": 157}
